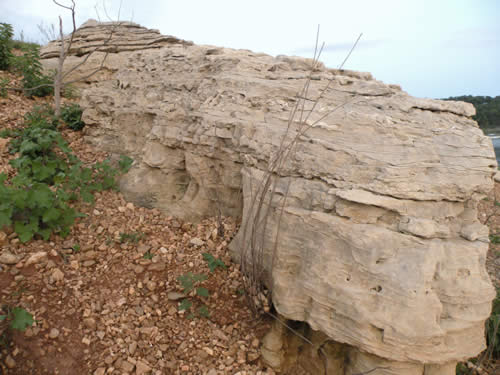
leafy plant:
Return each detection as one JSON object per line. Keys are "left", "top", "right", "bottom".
{"left": 0, "top": 77, "right": 9, "bottom": 98}
{"left": 455, "top": 363, "right": 471, "bottom": 375}
{"left": 119, "top": 231, "right": 144, "bottom": 244}
{"left": 0, "top": 105, "right": 132, "bottom": 242}
{"left": 118, "top": 155, "right": 133, "bottom": 173}
{"left": 202, "top": 252, "right": 227, "bottom": 272}
{"left": 0, "top": 23, "right": 13, "bottom": 71}
{"left": 60, "top": 103, "right": 85, "bottom": 131}
{"left": 177, "top": 272, "right": 210, "bottom": 318}
{"left": 11, "top": 45, "right": 53, "bottom": 97}
{"left": 0, "top": 306, "right": 34, "bottom": 332}
{"left": 490, "top": 235, "right": 500, "bottom": 244}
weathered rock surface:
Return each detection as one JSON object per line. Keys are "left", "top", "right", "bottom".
{"left": 41, "top": 21, "right": 497, "bottom": 374}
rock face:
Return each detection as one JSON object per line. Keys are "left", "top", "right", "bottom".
{"left": 41, "top": 21, "right": 497, "bottom": 374}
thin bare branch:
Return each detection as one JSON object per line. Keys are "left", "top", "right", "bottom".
{"left": 338, "top": 32, "right": 363, "bottom": 70}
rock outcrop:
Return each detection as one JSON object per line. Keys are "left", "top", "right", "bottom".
{"left": 41, "top": 21, "right": 497, "bottom": 374}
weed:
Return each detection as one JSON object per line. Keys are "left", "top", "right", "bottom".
{"left": 72, "top": 243, "right": 80, "bottom": 252}
{"left": 490, "top": 235, "right": 500, "bottom": 244}
{"left": 0, "top": 77, "right": 8, "bottom": 98}
{"left": 60, "top": 103, "right": 85, "bottom": 131}
{"left": 0, "top": 105, "right": 130, "bottom": 242}
{"left": 143, "top": 251, "right": 153, "bottom": 260}
{"left": 119, "top": 231, "right": 144, "bottom": 244}
{"left": 177, "top": 272, "right": 210, "bottom": 318}
{"left": 202, "top": 252, "right": 227, "bottom": 272}
{"left": 11, "top": 44, "right": 53, "bottom": 98}
{"left": 0, "top": 306, "right": 34, "bottom": 332}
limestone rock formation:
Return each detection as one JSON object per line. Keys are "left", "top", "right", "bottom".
{"left": 41, "top": 21, "right": 497, "bottom": 374}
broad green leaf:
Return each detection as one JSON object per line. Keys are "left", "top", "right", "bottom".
{"left": 15, "top": 220, "right": 38, "bottom": 243}
{"left": 42, "top": 207, "right": 60, "bottom": 223}
{"left": 80, "top": 189, "right": 94, "bottom": 203}
{"left": 196, "top": 287, "right": 209, "bottom": 297}
{"left": 10, "top": 307, "right": 34, "bottom": 331}
{"left": 178, "top": 299, "right": 192, "bottom": 311}
{"left": 197, "top": 305, "right": 210, "bottom": 318}
{"left": 0, "top": 209, "right": 12, "bottom": 227}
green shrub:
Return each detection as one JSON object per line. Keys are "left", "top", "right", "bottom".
{"left": 11, "top": 45, "right": 53, "bottom": 97}
{"left": 61, "top": 103, "right": 85, "bottom": 131}
{"left": 0, "top": 105, "right": 134, "bottom": 242}
{"left": 0, "top": 23, "right": 13, "bottom": 71}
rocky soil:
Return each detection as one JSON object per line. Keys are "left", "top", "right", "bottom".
{"left": 0, "top": 70, "right": 499, "bottom": 374}
{"left": 0, "top": 74, "right": 272, "bottom": 375}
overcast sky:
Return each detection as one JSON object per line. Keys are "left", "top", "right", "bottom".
{"left": 1, "top": 0, "right": 498, "bottom": 99}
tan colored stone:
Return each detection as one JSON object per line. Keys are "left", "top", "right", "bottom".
{"left": 0, "top": 252, "right": 20, "bottom": 265}
{"left": 0, "top": 138, "right": 8, "bottom": 154}
{"left": 0, "top": 231, "right": 7, "bottom": 246}
{"left": 25, "top": 251, "right": 48, "bottom": 266}
{"left": 50, "top": 268, "right": 65, "bottom": 282}
{"left": 135, "top": 360, "right": 151, "bottom": 375}
{"left": 41, "top": 20, "right": 497, "bottom": 373}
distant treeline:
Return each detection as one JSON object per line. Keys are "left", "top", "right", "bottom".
{"left": 443, "top": 95, "right": 500, "bottom": 129}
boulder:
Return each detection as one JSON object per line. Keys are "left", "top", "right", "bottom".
{"left": 41, "top": 21, "right": 497, "bottom": 374}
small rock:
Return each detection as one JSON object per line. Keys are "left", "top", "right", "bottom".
{"left": 134, "top": 265, "right": 145, "bottom": 274}
{"left": 50, "top": 268, "right": 64, "bottom": 282}
{"left": 0, "top": 252, "right": 20, "bottom": 265}
{"left": 248, "top": 352, "right": 260, "bottom": 362}
{"left": 83, "top": 318, "right": 97, "bottom": 330}
{"left": 122, "top": 360, "right": 135, "bottom": 373}
{"left": 94, "top": 368, "right": 106, "bottom": 375}
{"left": 5, "top": 354, "right": 15, "bottom": 368}
{"left": 148, "top": 262, "right": 166, "bottom": 272}
{"left": 167, "top": 292, "right": 185, "bottom": 301}
{"left": 0, "top": 138, "right": 8, "bottom": 154}
{"left": 251, "top": 338, "right": 260, "bottom": 348}
{"left": 83, "top": 260, "right": 96, "bottom": 267}
{"left": 82, "top": 337, "right": 91, "bottom": 345}
{"left": 126, "top": 202, "right": 134, "bottom": 210}
{"left": 0, "top": 231, "right": 7, "bottom": 246}
{"left": 190, "top": 238, "right": 204, "bottom": 247}
{"left": 49, "top": 328, "right": 60, "bottom": 339}
{"left": 168, "top": 306, "right": 177, "bottom": 316}
{"left": 138, "top": 244, "right": 151, "bottom": 253}
{"left": 135, "top": 360, "right": 152, "bottom": 375}
{"left": 203, "top": 347, "right": 214, "bottom": 356}
{"left": 129, "top": 341, "right": 138, "bottom": 355}
{"left": 146, "top": 281, "right": 157, "bottom": 291}
{"left": 25, "top": 251, "right": 48, "bottom": 266}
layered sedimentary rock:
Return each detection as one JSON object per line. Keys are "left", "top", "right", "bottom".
{"left": 41, "top": 21, "right": 497, "bottom": 374}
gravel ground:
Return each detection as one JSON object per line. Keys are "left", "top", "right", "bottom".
{"left": 0, "top": 76, "right": 272, "bottom": 374}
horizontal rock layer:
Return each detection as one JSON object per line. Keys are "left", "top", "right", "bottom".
{"left": 41, "top": 21, "right": 497, "bottom": 373}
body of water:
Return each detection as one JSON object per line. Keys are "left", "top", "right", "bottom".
{"left": 486, "top": 128, "right": 500, "bottom": 165}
